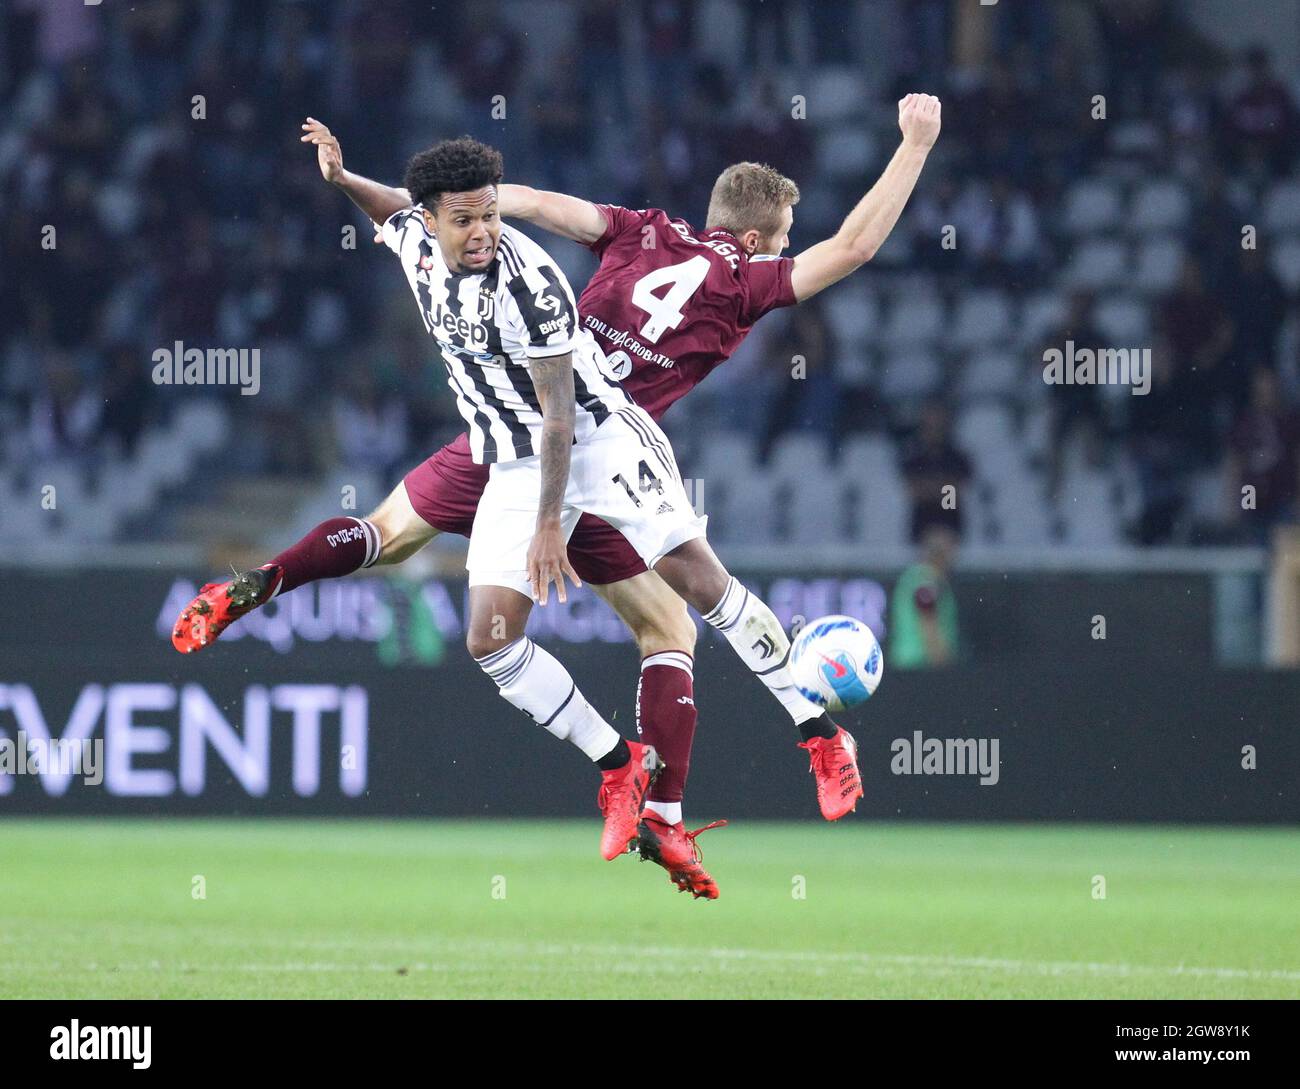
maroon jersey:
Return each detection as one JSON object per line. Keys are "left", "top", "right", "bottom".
{"left": 578, "top": 205, "right": 798, "bottom": 421}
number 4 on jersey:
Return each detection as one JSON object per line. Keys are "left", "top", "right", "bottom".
{"left": 630, "top": 255, "right": 710, "bottom": 343}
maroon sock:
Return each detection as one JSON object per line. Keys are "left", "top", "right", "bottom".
{"left": 636, "top": 651, "right": 697, "bottom": 804}
{"left": 269, "top": 517, "right": 381, "bottom": 594}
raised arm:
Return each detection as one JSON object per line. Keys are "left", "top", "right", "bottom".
{"left": 300, "top": 117, "right": 411, "bottom": 225}
{"left": 525, "top": 352, "right": 581, "bottom": 604}
{"left": 790, "top": 93, "right": 941, "bottom": 302}
{"left": 498, "top": 184, "right": 607, "bottom": 245}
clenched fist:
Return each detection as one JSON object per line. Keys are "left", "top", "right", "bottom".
{"left": 898, "top": 93, "right": 942, "bottom": 150}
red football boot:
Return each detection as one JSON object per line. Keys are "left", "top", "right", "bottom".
{"left": 596, "top": 741, "right": 662, "bottom": 860}
{"left": 636, "top": 813, "right": 727, "bottom": 900}
{"left": 171, "top": 565, "right": 282, "bottom": 653}
{"left": 798, "top": 725, "right": 863, "bottom": 821}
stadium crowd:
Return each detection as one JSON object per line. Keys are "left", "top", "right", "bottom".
{"left": 3, "top": 0, "right": 1299, "bottom": 549}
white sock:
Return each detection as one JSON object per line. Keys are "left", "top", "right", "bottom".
{"left": 702, "top": 577, "right": 823, "bottom": 726}
{"left": 645, "top": 800, "right": 682, "bottom": 825}
{"left": 476, "top": 637, "right": 620, "bottom": 761}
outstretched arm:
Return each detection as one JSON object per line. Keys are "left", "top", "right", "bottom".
{"left": 498, "top": 184, "right": 607, "bottom": 245}
{"left": 790, "top": 93, "right": 941, "bottom": 302}
{"left": 301, "top": 117, "right": 411, "bottom": 225}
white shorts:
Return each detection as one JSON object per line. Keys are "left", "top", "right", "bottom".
{"left": 466, "top": 405, "right": 707, "bottom": 596}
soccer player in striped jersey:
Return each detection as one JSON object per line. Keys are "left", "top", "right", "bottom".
{"left": 175, "top": 98, "right": 940, "bottom": 894}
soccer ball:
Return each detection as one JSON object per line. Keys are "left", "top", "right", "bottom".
{"left": 789, "top": 615, "right": 883, "bottom": 712}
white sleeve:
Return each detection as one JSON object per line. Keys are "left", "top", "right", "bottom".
{"left": 500, "top": 255, "right": 580, "bottom": 359}
{"left": 381, "top": 207, "right": 426, "bottom": 256}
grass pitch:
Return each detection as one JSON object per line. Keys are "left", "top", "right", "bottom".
{"left": 1, "top": 819, "right": 1296, "bottom": 999}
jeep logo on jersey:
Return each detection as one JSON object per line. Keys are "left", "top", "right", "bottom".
{"left": 431, "top": 302, "right": 489, "bottom": 346}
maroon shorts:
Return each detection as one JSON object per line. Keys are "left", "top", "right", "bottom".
{"left": 402, "top": 431, "right": 649, "bottom": 586}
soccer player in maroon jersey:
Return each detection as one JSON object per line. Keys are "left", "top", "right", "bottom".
{"left": 173, "top": 96, "right": 941, "bottom": 897}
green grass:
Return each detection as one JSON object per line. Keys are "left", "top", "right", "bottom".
{"left": 1, "top": 820, "right": 1297, "bottom": 998}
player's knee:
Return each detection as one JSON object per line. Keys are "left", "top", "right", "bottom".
{"left": 467, "top": 626, "right": 518, "bottom": 663}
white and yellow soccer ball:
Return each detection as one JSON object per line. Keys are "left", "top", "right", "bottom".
{"left": 789, "top": 615, "right": 883, "bottom": 712}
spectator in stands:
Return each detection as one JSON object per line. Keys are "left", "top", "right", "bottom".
{"left": 332, "top": 370, "right": 409, "bottom": 483}
{"left": 1228, "top": 247, "right": 1288, "bottom": 381}
{"left": 901, "top": 399, "right": 972, "bottom": 543}
{"left": 1191, "top": 167, "right": 1245, "bottom": 295}
{"left": 1224, "top": 46, "right": 1297, "bottom": 178}
{"left": 890, "top": 525, "right": 960, "bottom": 669}
{"left": 1041, "top": 290, "right": 1107, "bottom": 496}
{"left": 957, "top": 173, "right": 1043, "bottom": 281}
{"left": 1158, "top": 257, "right": 1236, "bottom": 466}
{"left": 1127, "top": 338, "right": 1189, "bottom": 543}
{"left": 758, "top": 300, "right": 837, "bottom": 462}
{"left": 1227, "top": 366, "right": 1300, "bottom": 545}
{"left": 101, "top": 345, "right": 154, "bottom": 458}
{"left": 28, "top": 356, "right": 103, "bottom": 466}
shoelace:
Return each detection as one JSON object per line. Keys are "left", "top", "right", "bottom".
{"left": 597, "top": 770, "right": 640, "bottom": 817}
{"left": 683, "top": 819, "right": 728, "bottom": 864}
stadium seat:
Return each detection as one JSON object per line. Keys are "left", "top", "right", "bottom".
{"left": 769, "top": 433, "right": 830, "bottom": 480}
{"left": 1017, "top": 292, "right": 1068, "bottom": 348}
{"left": 878, "top": 349, "right": 943, "bottom": 403}
{"left": 879, "top": 294, "right": 945, "bottom": 348}
{"left": 1133, "top": 236, "right": 1185, "bottom": 294}
{"left": 955, "top": 404, "right": 1016, "bottom": 453}
{"left": 1093, "top": 294, "right": 1151, "bottom": 343}
{"left": 839, "top": 433, "right": 897, "bottom": 481}
{"left": 959, "top": 350, "right": 1021, "bottom": 400}
{"left": 823, "top": 285, "right": 880, "bottom": 347}
{"left": 1105, "top": 119, "right": 1164, "bottom": 156}
{"left": 789, "top": 472, "right": 851, "bottom": 544}
{"left": 1268, "top": 237, "right": 1300, "bottom": 293}
{"left": 1063, "top": 239, "right": 1127, "bottom": 290}
{"left": 818, "top": 130, "right": 877, "bottom": 179}
{"left": 1129, "top": 180, "right": 1190, "bottom": 233}
{"left": 994, "top": 474, "right": 1052, "bottom": 545}
{"left": 1057, "top": 469, "right": 1121, "bottom": 546}
{"left": 1064, "top": 179, "right": 1124, "bottom": 235}
{"left": 172, "top": 399, "right": 230, "bottom": 455}
{"left": 854, "top": 471, "right": 909, "bottom": 548}
{"left": 1264, "top": 181, "right": 1300, "bottom": 232}
{"left": 804, "top": 68, "right": 870, "bottom": 124}
{"left": 700, "top": 431, "right": 758, "bottom": 487}
{"left": 950, "top": 288, "right": 1013, "bottom": 349}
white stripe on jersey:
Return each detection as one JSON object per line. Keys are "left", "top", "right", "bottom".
{"left": 382, "top": 212, "right": 628, "bottom": 463}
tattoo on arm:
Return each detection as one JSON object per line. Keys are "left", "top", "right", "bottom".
{"left": 528, "top": 354, "right": 576, "bottom": 523}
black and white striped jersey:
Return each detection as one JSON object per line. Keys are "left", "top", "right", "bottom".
{"left": 382, "top": 209, "right": 629, "bottom": 464}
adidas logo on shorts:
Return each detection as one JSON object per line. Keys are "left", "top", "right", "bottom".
{"left": 656, "top": 501, "right": 675, "bottom": 514}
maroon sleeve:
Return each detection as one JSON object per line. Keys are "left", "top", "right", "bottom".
{"left": 586, "top": 204, "right": 647, "bottom": 257}
{"left": 743, "top": 256, "right": 798, "bottom": 323}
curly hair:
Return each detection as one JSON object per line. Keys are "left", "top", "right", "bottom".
{"left": 402, "top": 136, "right": 504, "bottom": 208}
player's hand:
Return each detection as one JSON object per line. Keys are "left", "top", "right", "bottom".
{"left": 301, "top": 117, "right": 344, "bottom": 183}
{"left": 526, "top": 522, "right": 581, "bottom": 605}
{"left": 898, "top": 93, "right": 941, "bottom": 150}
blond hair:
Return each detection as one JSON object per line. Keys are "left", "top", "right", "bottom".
{"left": 705, "top": 162, "right": 800, "bottom": 239}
